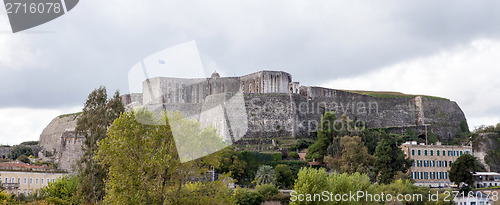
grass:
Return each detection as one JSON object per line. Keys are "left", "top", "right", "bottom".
{"left": 342, "top": 90, "right": 448, "bottom": 100}
{"left": 57, "top": 112, "right": 82, "bottom": 119}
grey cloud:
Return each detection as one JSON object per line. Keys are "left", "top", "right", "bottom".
{"left": 1, "top": 0, "right": 500, "bottom": 109}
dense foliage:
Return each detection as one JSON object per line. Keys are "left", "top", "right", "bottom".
{"left": 75, "top": 86, "right": 124, "bottom": 203}
{"left": 374, "top": 131, "right": 412, "bottom": 184}
{"left": 96, "top": 110, "right": 229, "bottom": 204}
{"left": 449, "top": 153, "right": 486, "bottom": 189}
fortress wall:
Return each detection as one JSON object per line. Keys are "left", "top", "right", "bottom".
{"left": 142, "top": 77, "right": 163, "bottom": 104}
{"left": 0, "top": 147, "right": 11, "bottom": 159}
{"left": 240, "top": 71, "right": 292, "bottom": 94}
{"left": 421, "top": 97, "right": 468, "bottom": 140}
{"left": 57, "top": 132, "right": 84, "bottom": 173}
{"left": 39, "top": 115, "right": 79, "bottom": 155}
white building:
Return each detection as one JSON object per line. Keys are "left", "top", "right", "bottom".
{"left": 473, "top": 172, "right": 500, "bottom": 188}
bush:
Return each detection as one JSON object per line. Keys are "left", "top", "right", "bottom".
{"left": 9, "top": 145, "right": 33, "bottom": 160}
{"left": 255, "top": 183, "right": 278, "bottom": 198}
{"left": 288, "top": 151, "right": 299, "bottom": 159}
{"left": 290, "top": 139, "right": 313, "bottom": 151}
{"left": 17, "top": 154, "right": 30, "bottom": 163}
{"left": 233, "top": 188, "right": 264, "bottom": 205}
{"left": 274, "top": 164, "right": 295, "bottom": 189}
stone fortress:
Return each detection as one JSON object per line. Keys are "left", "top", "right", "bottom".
{"left": 39, "top": 70, "right": 468, "bottom": 172}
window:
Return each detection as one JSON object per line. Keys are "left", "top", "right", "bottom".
{"left": 437, "top": 172, "right": 441, "bottom": 179}
{"left": 437, "top": 161, "right": 441, "bottom": 167}
{"left": 466, "top": 151, "right": 470, "bottom": 154}
{"left": 449, "top": 161, "right": 452, "bottom": 166}
{"left": 437, "top": 150, "right": 440, "bottom": 156}
{"left": 460, "top": 151, "right": 463, "bottom": 156}
{"left": 24, "top": 178, "right": 27, "bottom": 184}
{"left": 455, "top": 151, "right": 458, "bottom": 156}
{"left": 443, "top": 150, "right": 445, "bottom": 156}
{"left": 418, "top": 172, "right": 422, "bottom": 179}
{"left": 444, "top": 161, "right": 447, "bottom": 167}
{"left": 444, "top": 172, "right": 448, "bottom": 179}
{"left": 47, "top": 178, "right": 50, "bottom": 184}
{"left": 11, "top": 177, "right": 14, "bottom": 183}
{"left": 412, "top": 150, "right": 415, "bottom": 155}
{"left": 52, "top": 179, "right": 55, "bottom": 183}
{"left": 36, "top": 178, "right": 38, "bottom": 184}
{"left": 17, "top": 178, "right": 20, "bottom": 184}
{"left": 4, "top": 178, "right": 7, "bottom": 183}
{"left": 448, "top": 151, "right": 452, "bottom": 156}
{"left": 30, "top": 178, "right": 32, "bottom": 184}
{"left": 425, "top": 150, "right": 428, "bottom": 156}
{"left": 424, "top": 172, "right": 429, "bottom": 179}
{"left": 42, "top": 179, "right": 44, "bottom": 185}
{"left": 431, "top": 150, "right": 434, "bottom": 156}
{"left": 418, "top": 150, "right": 421, "bottom": 155}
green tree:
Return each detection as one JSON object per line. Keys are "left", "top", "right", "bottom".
{"left": 374, "top": 132, "right": 412, "bottom": 184}
{"left": 306, "top": 112, "right": 338, "bottom": 162}
{"left": 449, "top": 153, "right": 486, "bottom": 189}
{"left": 217, "top": 147, "right": 247, "bottom": 182}
{"left": 254, "top": 165, "right": 276, "bottom": 185}
{"left": 274, "top": 164, "right": 294, "bottom": 189}
{"left": 75, "top": 86, "right": 124, "bottom": 203}
{"left": 233, "top": 188, "right": 264, "bottom": 205}
{"left": 9, "top": 145, "right": 33, "bottom": 160}
{"left": 255, "top": 183, "right": 279, "bottom": 198}
{"left": 96, "top": 109, "right": 229, "bottom": 204}
{"left": 288, "top": 151, "right": 299, "bottom": 159}
{"left": 39, "top": 176, "right": 78, "bottom": 204}
{"left": 333, "top": 136, "right": 374, "bottom": 174}
{"left": 291, "top": 167, "right": 374, "bottom": 205}
{"left": 17, "top": 155, "right": 30, "bottom": 163}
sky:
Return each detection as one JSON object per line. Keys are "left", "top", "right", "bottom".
{"left": 1, "top": 0, "right": 500, "bottom": 145}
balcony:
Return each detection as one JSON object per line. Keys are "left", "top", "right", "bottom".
{"left": 1, "top": 183, "right": 20, "bottom": 190}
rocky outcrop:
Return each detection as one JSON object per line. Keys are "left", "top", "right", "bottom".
{"left": 38, "top": 113, "right": 83, "bottom": 173}
{"left": 473, "top": 133, "right": 500, "bottom": 172}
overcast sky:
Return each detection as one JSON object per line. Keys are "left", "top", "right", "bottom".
{"left": 1, "top": 1, "right": 500, "bottom": 145}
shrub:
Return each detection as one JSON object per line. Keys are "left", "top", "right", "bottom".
{"left": 255, "top": 183, "right": 278, "bottom": 198}
{"left": 233, "top": 188, "right": 264, "bottom": 205}
{"left": 17, "top": 154, "right": 30, "bottom": 163}
{"left": 288, "top": 151, "right": 299, "bottom": 159}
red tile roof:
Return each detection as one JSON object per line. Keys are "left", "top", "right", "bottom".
{"left": 0, "top": 162, "right": 43, "bottom": 169}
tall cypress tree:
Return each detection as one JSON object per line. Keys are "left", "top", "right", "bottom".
{"left": 75, "top": 86, "right": 124, "bottom": 203}
{"left": 374, "top": 132, "right": 412, "bottom": 184}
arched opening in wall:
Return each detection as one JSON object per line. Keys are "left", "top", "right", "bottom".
{"left": 417, "top": 134, "right": 427, "bottom": 143}
{"left": 2, "top": 155, "right": 5, "bottom": 159}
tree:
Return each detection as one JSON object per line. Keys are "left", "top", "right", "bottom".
{"left": 217, "top": 147, "right": 247, "bottom": 182}
{"left": 233, "top": 188, "right": 264, "bottom": 205}
{"left": 96, "top": 109, "right": 229, "bottom": 204}
{"left": 274, "top": 164, "right": 294, "bottom": 189}
{"left": 374, "top": 132, "right": 412, "bottom": 184}
{"left": 291, "top": 167, "right": 373, "bottom": 205}
{"left": 306, "top": 112, "right": 338, "bottom": 162}
{"left": 330, "top": 136, "right": 374, "bottom": 174}
{"left": 306, "top": 112, "right": 364, "bottom": 162}
{"left": 75, "top": 86, "right": 124, "bottom": 203}
{"left": 288, "top": 151, "right": 299, "bottom": 159}
{"left": 9, "top": 145, "right": 33, "bottom": 160}
{"left": 449, "top": 153, "right": 486, "bottom": 189}
{"left": 39, "top": 176, "right": 78, "bottom": 204}
{"left": 254, "top": 165, "right": 275, "bottom": 185}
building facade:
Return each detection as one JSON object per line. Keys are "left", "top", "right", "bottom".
{"left": 474, "top": 172, "right": 500, "bottom": 188}
{"left": 400, "top": 141, "right": 472, "bottom": 188}
{"left": 0, "top": 162, "right": 67, "bottom": 196}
